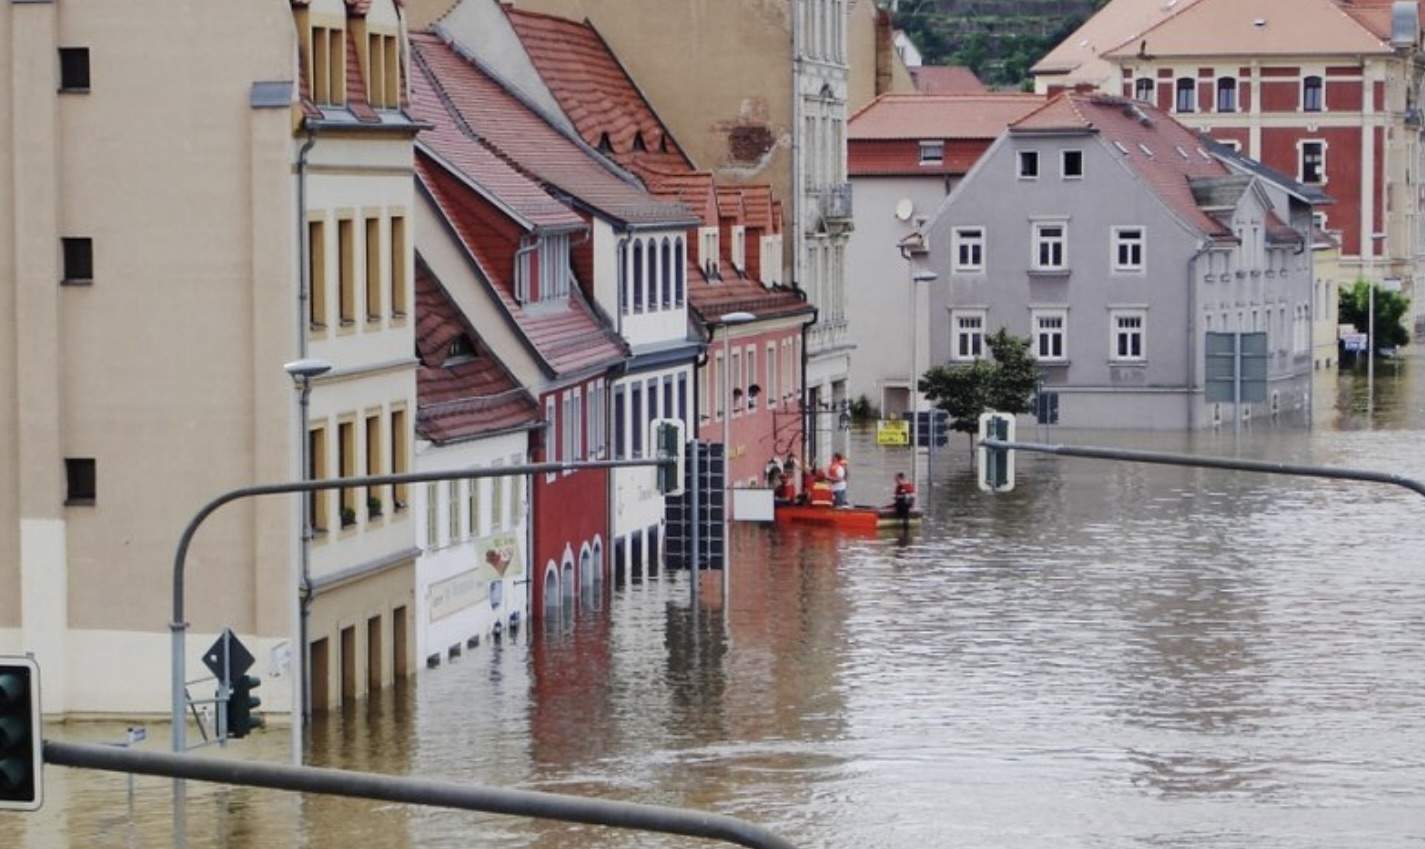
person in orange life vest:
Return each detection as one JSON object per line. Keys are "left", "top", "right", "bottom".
{"left": 891, "top": 472, "right": 916, "bottom": 521}
{"left": 808, "top": 465, "right": 835, "bottom": 507}
{"left": 829, "top": 452, "right": 849, "bottom": 507}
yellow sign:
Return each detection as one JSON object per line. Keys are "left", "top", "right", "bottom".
{"left": 876, "top": 419, "right": 910, "bottom": 446}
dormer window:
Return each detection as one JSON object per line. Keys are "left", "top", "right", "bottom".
{"left": 731, "top": 226, "right": 746, "bottom": 272}
{"left": 536, "top": 233, "right": 572, "bottom": 303}
{"left": 700, "top": 228, "right": 720, "bottom": 279}
{"left": 447, "top": 334, "right": 476, "bottom": 363}
{"left": 310, "top": 26, "right": 346, "bottom": 106}
{"left": 365, "top": 32, "right": 400, "bottom": 109}
{"left": 597, "top": 133, "right": 613, "bottom": 153}
{"left": 632, "top": 132, "right": 647, "bottom": 152}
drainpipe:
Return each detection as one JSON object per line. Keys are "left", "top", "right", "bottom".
{"left": 615, "top": 235, "right": 630, "bottom": 338}
{"left": 790, "top": 0, "right": 803, "bottom": 301}
{"left": 800, "top": 305, "right": 819, "bottom": 464}
{"left": 513, "top": 235, "right": 539, "bottom": 303}
{"left": 294, "top": 129, "right": 317, "bottom": 742}
{"left": 1186, "top": 240, "right": 1211, "bottom": 430}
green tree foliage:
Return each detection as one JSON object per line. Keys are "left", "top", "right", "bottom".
{"left": 919, "top": 329, "right": 1039, "bottom": 448}
{"left": 890, "top": 0, "right": 1096, "bottom": 88}
{"left": 1339, "top": 278, "right": 1412, "bottom": 354}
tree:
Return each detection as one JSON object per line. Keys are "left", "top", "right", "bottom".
{"left": 1339, "top": 278, "right": 1412, "bottom": 355}
{"left": 919, "top": 329, "right": 1039, "bottom": 451}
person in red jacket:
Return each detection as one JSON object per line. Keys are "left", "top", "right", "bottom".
{"left": 891, "top": 472, "right": 916, "bottom": 521}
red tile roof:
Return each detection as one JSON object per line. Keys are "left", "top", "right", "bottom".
{"left": 416, "top": 154, "right": 628, "bottom": 378}
{"left": 910, "top": 65, "right": 987, "bottom": 95}
{"left": 687, "top": 264, "right": 812, "bottom": 325}
{"left": 409, "top": 32, "right": 696, "bottom": 228}
{"left": 1101, "top": 0, "right": 1391, "bottom": 58}
{"left": 849, "top": 93, "right": 1047, "bottom": 141}
{"left": 1012, "top": 93, "right": 1245, "bottom": 238}
{"left": 415, "top": 261, "right": 540, "bottom": 443}
{"left": 636, "top": 165, "right": 720, "bottom": 227}
{"left": 502, "top": 6, "right": 697, "bottom": 174}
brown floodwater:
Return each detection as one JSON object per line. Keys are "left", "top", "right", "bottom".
{"left": 11, "top": 353, "right": 1425, "bottom": 849}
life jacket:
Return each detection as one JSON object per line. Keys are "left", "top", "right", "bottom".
{"left": 810, "top": 480, "right": 835, "bottom": 506}
{"left": 895, "top": 480, "right": 915, "bottom": 498}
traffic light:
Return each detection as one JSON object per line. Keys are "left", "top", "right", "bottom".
{"left": 0, "top": 657, "right": 42, "bottom": 811}
{"left": 226, "top": 674, "right": 263, "bottom": 739}
{"left": 977, "top": 412, "right": 1016, "bottom": 493}
{"left": 651, "top": 419, "right": 685, "bottom": 496}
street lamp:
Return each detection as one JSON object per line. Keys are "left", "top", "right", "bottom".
{"left": 718, "top": 311, "right": 756, "bottom": 596}
{"left": 907, "top": 270, "right": 938, "bottom": 496}
{"left": 282, "top": 357, "right": 330, "bottom": 763}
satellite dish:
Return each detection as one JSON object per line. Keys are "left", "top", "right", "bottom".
{"left": 894, "top": 198, "right": 914, "bottom": 221}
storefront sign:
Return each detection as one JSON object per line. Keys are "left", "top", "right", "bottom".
{"left": 428, "top": 534, "right": 524, "bottom": 622}
{"left": 876, "top": 419, "right": 910, "bottom": 446}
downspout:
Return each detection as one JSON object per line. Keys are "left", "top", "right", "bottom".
{"left": 801, "top": 305, "right": 819, "bottom": 463}
{"left": 791, "top": 0, "right": 803, "bottom": 300}
{"left": 615, "top": 235, "right": 631, "bottom": 338}
{"left": 514, "top": 235, "right": 539, "bottom": 303}
{"left": 1186, "top": 240, "right": 1211, "bottom": 430}
{"left": 295, "top": 128, "right": 317, "bottom": 725}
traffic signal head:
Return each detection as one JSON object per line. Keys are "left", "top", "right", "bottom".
{"left": 976, "top": 412, "right": 1016, "bottom": 493}
{"left": 0, "top": 657, "right": 42, "bottom": 811}
{"left": 226, "top": 674, "right": 264, "bottom": 740}
{"left": 651, "top": 419, "right": 685, "bottom": 496}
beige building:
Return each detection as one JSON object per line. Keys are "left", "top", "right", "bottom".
{"left": 409, "top": 0, "right": 912, "bottom": 462}
{"left": 1, "top": 0, "right": 419, "bottom": 720}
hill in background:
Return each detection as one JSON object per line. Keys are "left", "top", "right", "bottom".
{"left": 887, "top": 0, "right": 1102, "bottom": 89}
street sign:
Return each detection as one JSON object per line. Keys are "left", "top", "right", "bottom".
{"left": 126, "top": 727, "right": 146, "bottom": 746}
{"left": 876, "top": 419, "right": 909, "bottom": 446}
{"left": 1205, "top": 332, "right": 1268, "bottom": 404}
{"left": 1343, "top": 332, "right": 1369, "bottom": 352}
{"left": 202, "top": 628, "right": 255, "bottom": 685}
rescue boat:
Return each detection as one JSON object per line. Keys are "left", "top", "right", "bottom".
{"left": 773, "top": 502, "right": 922, "bottom": 533}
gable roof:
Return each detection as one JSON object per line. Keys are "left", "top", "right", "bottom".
{"left": 502, "top": 5, "right": 695, "bottom": 174}
{"left": 415, "top": 260, "right": 541, "bottom": 444}
{"left": 1102, "top": 0, "right": 1392, "bottom": 58}
{"left": 410, "top": 31, "right": 698, "bottom": 228}
{"left": 1032, "top": 0, "right": 1209, "bottom": 83}
{"left": 1203, "top": 137, "right": 1332, "bottom": 206}
{"left": 909, "top": 65, "right": 988, "bottom": 95}
{"left": 849, "top": 93, "right": 1047, "bottom": 141}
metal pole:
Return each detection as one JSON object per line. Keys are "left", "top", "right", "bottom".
{"left": 1368, "top": 281, "right": 1376, "bottom": 402}
{"left": 722, "top": 329, "right": 732, "bottom": 587}
{"left": 980, "top": 438, "right": 1425, "bottom": 500}
{"left": 44, "top": 740, "right": 800, "bottom": 849}
{"left": 1233, "top": 331, "right": 1242, "bottom": 434}
{"left": 296, "top": 376, "right": 313, "bottom": 752}
{"left": 908, "top": 260, "right": 918, "bottom": 494}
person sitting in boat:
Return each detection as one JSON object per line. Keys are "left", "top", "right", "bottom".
{"left": 829, "top": 452, "right": 849, "bottom": 507}
{"left": 891, "top": 473, "right": 916, "bottom": 521}
{"left": 764, "top": 457, "right": 784, "bottom": 490}
{"left": 774, "top": 474, "right": 797, "bottom": 504}
{"left": 808, "top": 466, "right": 835, "bottom": 507}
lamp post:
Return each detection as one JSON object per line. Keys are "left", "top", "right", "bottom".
{"left": 282, "top": 357, "right": 331, "bottom": 765}
{"left": 907, "top": 270, "right": 938, "bottom": 495}
{"left": 719, "top": 311, "right": 757, "bottom": 600}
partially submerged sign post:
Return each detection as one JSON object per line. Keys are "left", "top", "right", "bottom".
{"left": 1205, "top": 331, "right": 1267, "bottom": 431}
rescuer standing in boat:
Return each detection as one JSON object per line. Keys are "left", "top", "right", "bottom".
{"left": 891, "top": 472, "right": 916, "bottom": 521}
{"left": 829, "top": 453, "right": 849, "bottom": 507}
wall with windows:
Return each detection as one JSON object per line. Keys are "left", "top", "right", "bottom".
{"left": 696, "top": 318, "right": 807, "bottom": 485}
{"left": 616, "top": 225, "right": 690, "bottom": 348}
{"left": 609, "top": 363, "right": 693, "bottom": 584}
{"left": 412, "top": 430, "right": 530, "bottom": 668}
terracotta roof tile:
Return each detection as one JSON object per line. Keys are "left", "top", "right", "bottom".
{"left": 635, "top": 164, "right": 720, "bottom": 227}
{"left": 415, "top": 261, "right": 540, "bottom": 443}
{"left": 1032, "top": 0, "right": 1210, "bottom": 84}
{"left": 848, "top": 93, "right": 1047, "bottom": 141}
{"left": 1102, "top": 0, "right": 1391, "bottom": 58}
{"left": 909, "top": 65, "right": 987, "bottom": 95}
{"left": 410, "top": 32, "right": 696, "bottom": 228}
{"left": 687, "top": 265, "right": 812, "bottom": 325}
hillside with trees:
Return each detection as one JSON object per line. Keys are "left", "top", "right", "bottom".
{"left": 887, "top": 0, "right": 1102, "bottom": 89}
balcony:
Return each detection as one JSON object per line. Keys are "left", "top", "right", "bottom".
{"left": 816, "top": 184, "right": 854, "bottom": 232}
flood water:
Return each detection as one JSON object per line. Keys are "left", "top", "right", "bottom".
{"left": 16, "top": 353, "right": 1425, "bottom": 849}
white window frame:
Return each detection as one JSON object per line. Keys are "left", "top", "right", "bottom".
{"left": 1111, "top": 226, "right": 1146, "bottom": 274}
{"left": 1110, "top": 309, "right": 1147, "bottom": 363}
{"left": 952, "top": 226, "right": 986, "bottom": 274}
{"left": 1017, "top": 150, "right": 1039, "bottom": 180}
{"left": 1060, "top": 149, "right": 1084, "bottom": 180}
{"left": 1134, "top": 77, "right": 1155, "bottom": 103}
{"left": 1031, "top": 221, "right": 1068, "bottom": 271}
{"left": 1032, "top": 308, "right": 1067, "bottom": 362}
{"left": 1174, "top": 77, "right": 1196, "bottom": 114}
{"left": 745, "top": 345, "right": 758, "bottom": 411}
{"left": 714, "top": 351, "right": 725, "bottom": 420}
{"left": 918, "top": 140, "right": 944, "bottom": 166}
{"left": 1298, "top": 139, "right": 1327, "bottom": 186}
{"left": 1217, "top": 138, "right": 1242, "bottom": 152}
{"left": 1215, "top": 76, "right": 1237, "bottom": 113}
{"left": 571, "top": 387, "right": 583, "bottom": 463}
{"left": 731, "top": 225, "right": 746, "bottom": 272}
{"left": 699, "top": 226, "right": 720, "bottom": 278}
{"left": 950, "top": 309, "right": 987, "bottom": 361}
{"left": 1301, "top": 74, "right": 1326, "bottom": 113}
{"left": 730, "top": 348, "right": 742, "bottom": 417}
{"left": 766, "top": 342, "right": 778, "bottom": 408}
{"left": 544, "top": 396, "right": 557, "bottom": 482}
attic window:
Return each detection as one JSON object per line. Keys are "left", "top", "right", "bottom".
{"left": 660, "top": 135, "right": 669, "bottom": 153}
{"left": 1197, "top": 147, "right": 1212, "bottom": 160}
{"left": 447, "top": 334, "right": 475, "bottom": 361}
{"left": 597, "top": 133, "right": 612, "bottom": 153}
{"left": 1252, "top": 18, "right": 1266, "bottom": 28}
{"left": 1138, "top": 143, "right": 1154, "bottom": 158}
{"left": 632, "top": 132, "right": 647, "bottom": 152}
{"left": 1113, "top": 141, "right": 1130, "bottom": 155}
{"left": 1175, "top": 145, "right": 1190, "bottom": 160}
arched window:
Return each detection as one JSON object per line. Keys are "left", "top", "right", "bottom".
{"left": 1216, "top": 77, "right": 1237, "bottom": 112}
{"left": 1175, "top": 78, "right": 1196, "bottom": 113}
{"left": 1302, "top": 75, "right": 1323, "bottom": 112}
{"left": 632, "top": 240, "right": 644, "bottom": 312}
{"left": 660, "top": 238, "right": 672, "bottom": 308}
{"left": 542, "top": 561, "right": 559, "bottom": 614}
{"left": 1135, "top": 78, "right": 1155, "bottom": 102}
{"left": 674, "top": 238, "right": 685, "bottom": 306}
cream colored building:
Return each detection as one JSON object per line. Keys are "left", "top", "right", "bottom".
{"left": 0, "top": 0, "right": 419, "bottom": 720}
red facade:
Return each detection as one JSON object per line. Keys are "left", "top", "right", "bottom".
{"left": 698, "top": 324, "right": 805, "bottom": 486}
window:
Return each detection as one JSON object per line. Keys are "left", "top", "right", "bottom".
{"left": 571, "top": 390, "right": 583, "bottom": 461}
{"left": 1033, "top": 311, "right": 1066, "bottom": 361}
{"left": 661, "top": 238, "right": 673, "bottom": 307}
{"left": 544, "top": 396, "right": 557, "bottom": 480}
{"left": 511, "top": 456, "right": 525, "bottom": 523}
{"left": 338, "top": 218, "right": 355, "bottom": 325}
{"left": 1216, "top": 78, "right": 1237, "bottom": 112}
{"left": 713, "top": 352, "right": 725, "bottom": 418}
{"left": 952, "top": 311, "right": 985, "bottom": 360}
{"left": 62, "top": 237, "right": 93, "bottom": 283}
{"left": 1032, "top": 222, "right": 1067, "bottom": 271}
{"left": 919, "top": 141, "right": 944, "bottom": 165}
{"left": 425, "top": 483, "right": 439, "bottom": 547}
{"left": 766, "top": 344, "right": 778, "bottom": 408}
{"left": 491, "top": 463, "right": 506, "bottom": 531}
{"left": 59, "top": 48, "right": 90, "bottom": 91}
{"left": 674, "top": 238, "right": 685, "bottom": 305}
{"left": 746, "top": 347, "right": 758, "bottom": 411}
{"left": 678, "top": 373, "right": 689, "bottom": 424}
{"left": 366, "top": 33, "right": 399, "bottom": 109}
{"left": 365, "top": 217, "right": 382, "bottom": 321}
{"left": 1112, "top": 226, "right": 1145, "bottom": 272}
{"left": 1061, "top": 150, "right": 1084, "bottom": 179}
{"left": 663, "top": 377, "right": 674, "bottom": 426}
{"left": 731, "top": 349, "right": 742, "bottom": 414}
{"left": 338, "top": 420, "right": 356, "bottom": 526}
{"left": 1175, "top": 77, "right": 1196, "bottom": 113}
{"left": 953, "top": 227, "right": 985, "bottom": 273}
{"left": 1134, "top": 77, "right": 1154, "bottom": 102}
{"left": 614, "top": 385, "right": 627, "bottom": 459}
{"left": 308, "top": 221, "right": 327, "bottom": 328}
{"left": 1017, "top": 150, "right": 1039, "bottom": 179}
{"left": 390, "top": 407, "right": 408, "bottom": 509}
{"left": 560, "top": 394, "right": 573, "bottom": 469}
{"left": 631, "top": 384, "right": 643, "bottom": 456}
{"left": 1111, "top": 311, "right": 1146, "bottom": 361}
{"left": 1301, "top": 141, "right": 1325, "bottom": 185}
{"left": 632, "top": 240, "right": 644, "bottom": 311}
{"left": 448, "top": 480, "right": 461, "bottom": 540}
{"left": 390, "top": 216, "right": 407, "bottom": 317}
{"left": 700, "top": 228, "right": 720, "bottom": 277}
{"left": 65, "top": 457, "right": 95, "bottom": 505}
{"left": 1303, "top": 75, "right": 1323, "bottom": 112}
{"left": 646, "top": 379, "right": 658, "bottom": 440}
{"left": 309, "top": 425, "right": 328, "bottom": 531}
{"left": 310, "top": 27, "right": 346, "bottom": 106}
{"left": 589, "top": 380, "right": 604, "bottom": 459}
{"left": 538, "top": 234, "right": 571, "bottom": 303}
{"left": 365, "top": 414, "right": 383, "bottom": 518}
{"left": 468, "top": 474, "right": 481, "bottom": 537}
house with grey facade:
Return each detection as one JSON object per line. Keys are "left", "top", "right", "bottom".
{"left": 922, "top": 92, "right": 1319, "bottom": 429}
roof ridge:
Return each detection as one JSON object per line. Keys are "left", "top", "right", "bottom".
{"left": 1103, "top": 0, "right": 1386, "bottom": 57}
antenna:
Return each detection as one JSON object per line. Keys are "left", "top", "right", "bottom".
{"left": 894, "top": 198, "right": 915, "bottom": 222}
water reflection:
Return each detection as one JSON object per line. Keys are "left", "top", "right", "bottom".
{"left": 20, "top": 352, "right": 1425, "bottom": 849}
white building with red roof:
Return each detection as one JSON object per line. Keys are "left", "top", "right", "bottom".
{"left": 924, "top": 93, "right": 1319, "bottom": 428}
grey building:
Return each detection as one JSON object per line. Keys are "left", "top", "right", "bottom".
{"left": 922, "top": 93, "right": 1319, "bottom": 429}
